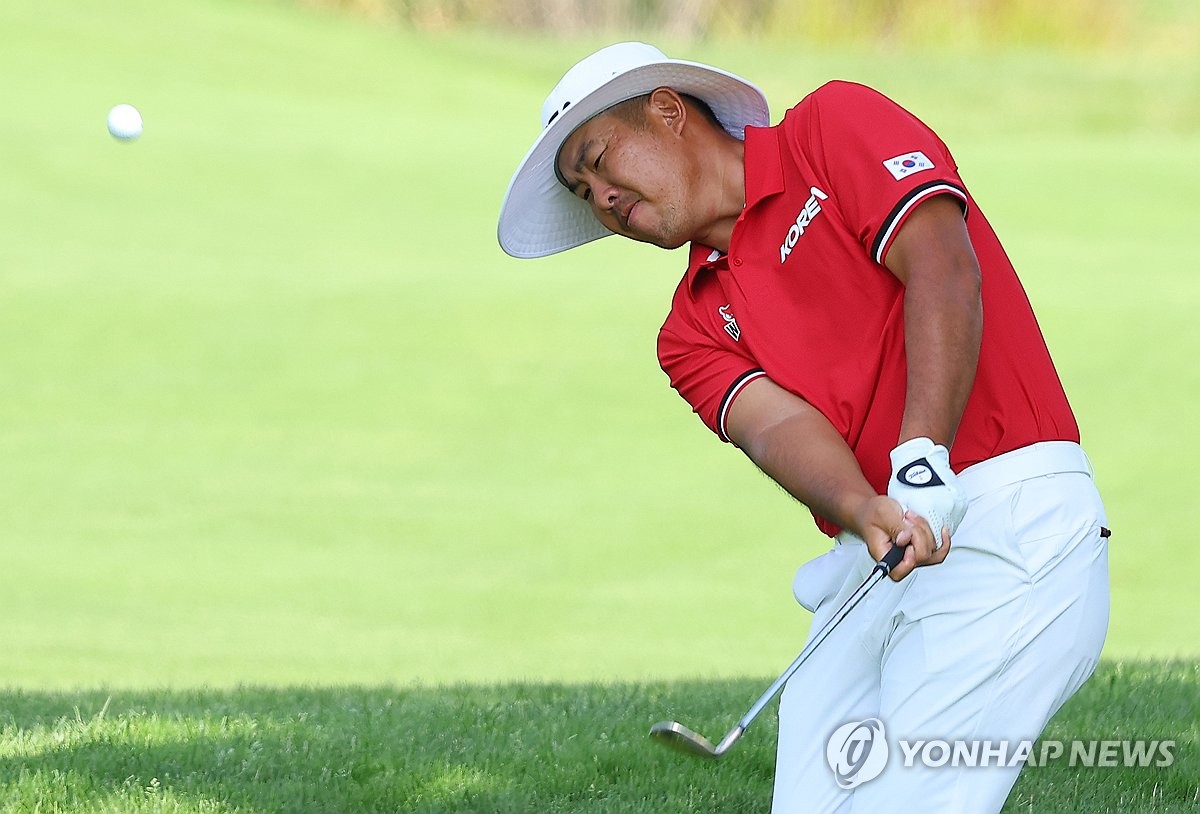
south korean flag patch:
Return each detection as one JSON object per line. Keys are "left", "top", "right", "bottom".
{"left": 884, "top": 150, "right": 934, "bottom": 180}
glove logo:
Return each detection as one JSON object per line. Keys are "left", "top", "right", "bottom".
{"left": 898, "top": 459, "right": 944, "bottom": 488}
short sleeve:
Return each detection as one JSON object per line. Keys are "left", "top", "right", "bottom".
{"left": 658, "top": 309, "right": 764, "bottom": 444}
{"left": 799, "top": 81, "right": 970, "bottom": 266}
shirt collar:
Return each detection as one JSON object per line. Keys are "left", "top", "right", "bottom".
{"left": 683, "top": 124, "right": 783, "bottom": 293}
{"left": 743, "top": 124, "right": 785, "bottom": 207}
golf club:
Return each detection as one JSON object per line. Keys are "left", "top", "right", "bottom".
{"left": 648, "top": 544, "right": 906, "bottom": 759}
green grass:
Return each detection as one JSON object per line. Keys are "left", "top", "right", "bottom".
{"left": 1, "top": 662, "right": 1197, "bottom": 812}
{"left": 0, "top": 0, "right": 1198, "bottom": 810}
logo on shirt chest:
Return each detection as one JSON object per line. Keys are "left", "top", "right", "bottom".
{"left": 718, "top": 304, "right": 741, "bottom": 342}
{"left": 779, "top": 186, "right": 830, "bottom": 264}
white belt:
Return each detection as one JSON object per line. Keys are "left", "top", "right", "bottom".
{"left": 834, "top": 441, "right": 1097, "bottom": 548}
{"left": 956, "top": 441, "right": 1093, "bottom": 499}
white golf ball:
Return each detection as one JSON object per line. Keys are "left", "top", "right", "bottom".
{"left": 107, "top": 104, "right": 143, "bottom": 141}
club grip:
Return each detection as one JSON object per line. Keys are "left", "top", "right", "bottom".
{"left": 879, "top": 545, "right": 905, "bottom": 574}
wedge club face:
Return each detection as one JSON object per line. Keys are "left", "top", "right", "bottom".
{"left": 649, "top": 720, "right": 740, "bottom": 759}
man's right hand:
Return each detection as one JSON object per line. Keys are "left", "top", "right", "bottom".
{"left": 852, "top": 494, "right": 951, "bottom": 581}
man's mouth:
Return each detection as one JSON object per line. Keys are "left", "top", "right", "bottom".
{"left": 620, "top": 201, "right": 639, "bottom": 231}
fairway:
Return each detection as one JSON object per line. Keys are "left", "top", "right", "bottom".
{"left": 1, "top": 0, "right": 1199, "bottom": 810}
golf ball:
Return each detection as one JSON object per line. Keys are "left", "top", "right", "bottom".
{"left": 107, "top": 104, "right": 143, "bottom": 141}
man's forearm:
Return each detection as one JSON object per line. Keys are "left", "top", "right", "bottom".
{"left": 884, "top": 195, "right": 983, "bottom": 449}
{"left": 726, "top": 376, "right": 944, "bottom": 578}
{"left": 898, "top": 265, "right": 981, "bottom": 447}
{"left": 738, "top": 410, "right": 878, "bottom": 533}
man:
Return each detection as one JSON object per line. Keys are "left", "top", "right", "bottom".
{"left": 498, "top": 42, "right": 1109, "bottom": 812}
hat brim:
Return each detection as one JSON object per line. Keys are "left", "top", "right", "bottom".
{"left": 497, "top": 60, "right": 770, "bottom": 259}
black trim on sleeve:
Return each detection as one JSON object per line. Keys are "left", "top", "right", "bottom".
{"left": 717, "top": 368, "right": 768, "bottom": 443}
{"left": 870, "top": 180, "right": 969, "bottom": 265}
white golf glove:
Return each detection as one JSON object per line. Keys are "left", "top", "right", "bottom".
{"left": 887, "top": 437, "right": 967, "bottom": 546}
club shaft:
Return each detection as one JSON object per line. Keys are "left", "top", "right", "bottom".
{"left": 730, "top": 546, "right": 902, "bottom": 736}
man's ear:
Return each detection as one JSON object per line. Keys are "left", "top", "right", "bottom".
{"left": 647, "top": 87, "right": 687, "bottom": 135}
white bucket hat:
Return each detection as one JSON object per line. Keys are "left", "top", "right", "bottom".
{"left": 497, "top": 42, "right": 770, "bottom": 259}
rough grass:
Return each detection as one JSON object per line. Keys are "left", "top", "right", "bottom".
{"left": 2, "top": 662, "right": 1197, "bottom": 812}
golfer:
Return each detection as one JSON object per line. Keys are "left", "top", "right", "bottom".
{"left": 498, "top": 42, "right": 1109, "bottom": 812}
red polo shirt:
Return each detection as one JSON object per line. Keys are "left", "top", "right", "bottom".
{"left": 657, "top": 80, "right": 1079, "bottom": 536}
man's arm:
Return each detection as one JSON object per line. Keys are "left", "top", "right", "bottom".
{"left": 725, "top": 376, "right": 947, "bottom": 580}
{"left": 884, "top": 195, "right": 983, "bottom": 448}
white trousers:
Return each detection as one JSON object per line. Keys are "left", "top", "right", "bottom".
{"left": 772, "top": 442, "right": 1110, "bottom": 813}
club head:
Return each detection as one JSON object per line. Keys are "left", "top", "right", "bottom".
{"left": 648, "top": 720, "right": 721, "bottom": 759}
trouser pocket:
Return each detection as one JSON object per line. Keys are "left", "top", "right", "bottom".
{"left": 792, "top": 543, "right": 863, "bottom": 612}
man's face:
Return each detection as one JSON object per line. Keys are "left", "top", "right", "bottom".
{"left": 555, "top": 101, "right": 692, "bottom": 249}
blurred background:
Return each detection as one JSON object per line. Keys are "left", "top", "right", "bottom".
{"left": 1, "top": 0, "right": 1197, "bottom": 691}
{"left": 308, "top": 0, "right": 1183, "bottom": 51}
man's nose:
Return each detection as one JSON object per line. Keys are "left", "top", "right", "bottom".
{"left": 597, "top": 185, "right": 619, "bottom": 211}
